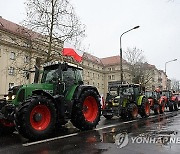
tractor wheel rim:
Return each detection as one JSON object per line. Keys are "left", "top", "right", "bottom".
{"left": 30, "top": 105, "right": 51, "bottom": 131}
{"left": 83, "top": 96, "right": 98, "bottom": 122}
{"left": 145, "top": 102, "right": 150, "bottom": 115}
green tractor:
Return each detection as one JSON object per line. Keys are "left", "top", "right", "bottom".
{"left": 0, "top": 61, "right": 101, "bottom": 140}
{"left": 102, "top": 84, "right": 150, "bottom": 120}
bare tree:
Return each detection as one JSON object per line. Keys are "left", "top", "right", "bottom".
{"left": 23, "top": 0, "right": 86, "bottom": 62}
{"left": 171, "top": 78, "right": 180, "bottom": 92}
{"left": 124, "top": 47, "right": 154, "bottom": 86}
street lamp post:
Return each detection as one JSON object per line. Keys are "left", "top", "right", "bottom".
{"left": 165, "top": 59, "right": 177, "bottom": 74}
{"left": 165, "top": 58, "right": 177, "bottom": 90}
{"left": 120, "top": 26, "right": 140, "bottom": 84}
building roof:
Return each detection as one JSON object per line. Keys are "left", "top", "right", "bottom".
{"left": 83, "top": 52, "right": 103, "bottom": 65}
{"left": 0, "top": 16, "right": 40, "bottom": 39}
{"left": 101, "top": 55, "right": 127, "bottom": 66}
{"left": 83, "top": 53, "right": 127, "bottom": 67}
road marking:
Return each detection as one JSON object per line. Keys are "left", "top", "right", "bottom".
{"left": 95, "top": 119, "right": 137, "bottom": 131}
{"left": 23, "top": 112, "right": 177, "bottom": 147}
{"left": 22, "top": 132, "right": 78, "bottom": 147}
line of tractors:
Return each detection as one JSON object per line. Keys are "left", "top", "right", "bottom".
{"left": 102, "top": 85, "right": 180, "bottom": 121}
{"left": 0, "top": 61, "right": 179, "bottom": 140}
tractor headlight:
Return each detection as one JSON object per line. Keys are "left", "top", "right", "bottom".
{"left": 6, "top": 96, "right": 9, "bottom": 100}
{"left": 12, "top": 95, "right": 16, "bottom": 100}
{"left": 5, "top": 95, "right": 16, "bottom": 100}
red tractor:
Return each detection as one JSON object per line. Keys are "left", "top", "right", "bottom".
{"left": 161, "top": 90, "right": 178, "bottom": 111}
{"left": 145, "top": 89, "right": 165, "bottom": 114}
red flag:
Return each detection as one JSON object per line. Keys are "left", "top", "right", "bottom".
{"left": 62, "top": 42, "right": 83, "bottom": 62}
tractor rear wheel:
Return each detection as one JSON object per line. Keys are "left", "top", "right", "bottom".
{"left": 71, "top": 89, "right": 101, "bottom": 130}
{"left": 154, "top": 104, "right": 160, "bottom": 115}
{"left": 173, "top": 101, "right": 178, "bottom": 111}
{"left": 139, "top": 98, "right": 150, "bottom": 118}
{"left": 168, "top": 102, "right": 174, "bottom": 112}
{"left": 15, "top": 96, "right": 56, "bottom": 140}
{"left": 127, "top": 103, "right": 138, "bottom": 120}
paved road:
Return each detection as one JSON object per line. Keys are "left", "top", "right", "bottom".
{"left": 0, "top": 111, "right": 180, "bottom": 154}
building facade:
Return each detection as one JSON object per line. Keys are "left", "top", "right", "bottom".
{"left": 0, "top": 17, "right": 170, "bottom": 98}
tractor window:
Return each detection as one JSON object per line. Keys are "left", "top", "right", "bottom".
{"left": 62, "top": 67, "right": 76, "bottom": 82}
{"left": 75, "top": 69, "right": 83, "bottom": 83}
{"left": 134, "top": 87, "right": 140, "bottom": 96}
{"left": 109, "top": 87, "right": 118, "bottom": 96}
{"left": 122, "top": 87, "right": 134, "bottom": 95}
{"left": 41, "top": 66, "right": 59, "bottom": 83}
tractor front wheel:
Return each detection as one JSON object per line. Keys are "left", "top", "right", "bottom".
{"left": 127, "top": 103, "right": 138, "bottom": 120}
{"left": 15, "top": 96, "right": 56, "bottom": 140}
{"left": 160, "top": 101, "right": 165, "bottom": 114}
{"left": 0, "top": 119, "right": 15, "bottom": 135}
{"left": 154, "top": 104, "right": 160, "bottom": 115}
{"left": 71, "top": 89, "right": 101, "bottom": 130}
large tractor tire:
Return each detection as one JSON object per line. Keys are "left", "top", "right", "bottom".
{"left": 71, "top": 89, "right": 101, "bottom": 130}
{"left": 173, "top": 101, "right": 178, "bottom": 111}
{"left": 154, "top": 104, "right": 160, "bottom": 115}
{"left": 15, "top": 96, "right": 57, "bottom": 140}
{"left": 139, "top": 98, "right": 150, "bottom": 118}
{"left": 0, "top": 119, "right": 15, "bottom": 135}
{"left": 168, "top": 102, "right": 174, "bottom": 112}
{"left": 127, "top": 103, "right": 138, "bottom": 120}
{"left": 160, "top": 101, "right": 166, "bottom": 114}
{"left": 103, "top": 115, "right": 113, "bottom": 120}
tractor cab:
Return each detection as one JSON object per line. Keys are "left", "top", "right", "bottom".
{"left": 41, "top": 61, "right": 83, "bottom": 96}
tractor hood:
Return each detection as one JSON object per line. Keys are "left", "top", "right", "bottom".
{"left": 11, "top": 83, "right": 53, "bottom": 106}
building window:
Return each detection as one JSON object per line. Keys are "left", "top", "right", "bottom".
{"left": 102, "top": 84, "right": 104, "bottom": 89}
{"left": 93, "top": 82, "right": 95, "bottom": 86}
{"left": 9, "top": 83, "right": 14, "bottom": 89}
{"left": 24, "top": 56, "right": 30, "bottom": 63}
{"left": 9, "top": 67, "right": 15, "bottom": 75}
{"left": 88, "top": 72, "right": 90, "bottom": 77}
{"left": 112, "top": 75, "right": 115, "bottom": 80}
{"left": 10, "top": 52, "right": 15, "bottom": 60}
{"left": 108, "top": 75, "right": 111, "bottom": 80}
{"left": 98, "top": 74, "right": 100, "bottom": 79}
{"left": 93, "top": 73, "right": 95, "bottom": 78}
{"left": 108, "top": 68, "right": 111, "bottom": 71}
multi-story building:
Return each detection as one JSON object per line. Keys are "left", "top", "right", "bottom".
{"left": 0, "top": 17, "right": 170, "bottom": 98}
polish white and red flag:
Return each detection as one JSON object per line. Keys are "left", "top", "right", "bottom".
{"left": 62, "top": 42, "right": 83, "bottom": 62}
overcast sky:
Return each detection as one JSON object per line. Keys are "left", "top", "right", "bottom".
{"left": 0, "top": 0, "right": 180, "bottom": 80}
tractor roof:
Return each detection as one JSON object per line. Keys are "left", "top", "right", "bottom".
{"left": 43, "top": 61, "right": 83, "bottom": 70}
{"left": 109, "top": 84, "right": 140, "bottom": 89}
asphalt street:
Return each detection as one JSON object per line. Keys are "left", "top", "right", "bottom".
{"left": 0, "top": 111, "right": 180, "bottom": 154}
